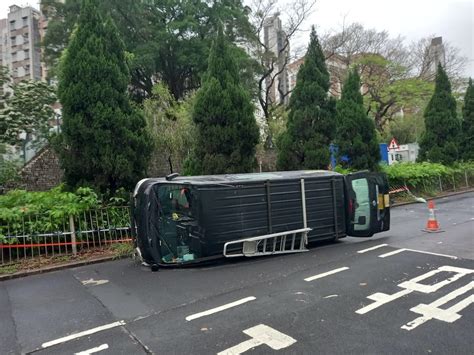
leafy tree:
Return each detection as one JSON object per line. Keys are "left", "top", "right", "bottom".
{"left": 42, "top": 0, "right": 256, "bottom": 101}
{"left": 249, "top": 0, "right": 316, "bottom": 125}
{"left": 277, "top": 27, "right": 336, "bottom": 170}
{"left": 355, "top": 55, "right": 434, "bottom": 132}
{"left": 335, "top": 68, "right": 380, "bottom": 170}
{"left": 0, "top": 147, "right": 21, "bottom": 190}
{"left": 56, "top": 0, "right": 152, "bottom": 193}
{"left": 185, "top": 27, "right": 259, "bottom": 175}
{"left": 0, "top": 66, "right": 56, "bottom": 147}
{"left": 321, "top": 23, "right": 466, "bottom": 132}
{"left": 461, "top": 78, "right": 474, "bottom": 161}
{"left": 418, "top": 64, "right": 461, "bottom": 164}
{"left": 143, "top": 83, "right": 196, "bottom": 174}
{"left": 382, "top": 112, "right": 425, "bottom": 145}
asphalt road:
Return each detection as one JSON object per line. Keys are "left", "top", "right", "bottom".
{"left": 1, "top": 192, "right": 473, "bottom": 355}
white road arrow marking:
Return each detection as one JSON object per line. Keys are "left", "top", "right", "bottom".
{"left": 398, "top": 266, "right": 473, "bottom": 294}
{"left": 81, "top": 278, "right": 109, "bottom": 286}
{"left": 356, "top": 289, "right": 412, "bottom": 315}
{"left": 218, "top": 324, "right": 296, "bottom": 355}
{"left": 356, "top": 265, "right": 473, "bottom": 315}
{"left": 75, "top": 344, "right": 109, "bottom": 355}
{"left": 402, "top": 282, "right": 474, "bottom": 331}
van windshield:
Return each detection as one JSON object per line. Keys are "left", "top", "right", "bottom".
{"left": 157, "top": 184, "right": 200, "bottom": 263}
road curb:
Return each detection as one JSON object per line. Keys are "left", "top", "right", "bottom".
{"left": 0, "top": 255, "right": 125, "bottom": 282}
{"left": 392, "top": 188, "right": 474, "bottom": 207}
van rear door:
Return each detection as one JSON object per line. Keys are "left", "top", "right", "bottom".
{"left": 345, "top": 172, "right": 390, "bottom": 237}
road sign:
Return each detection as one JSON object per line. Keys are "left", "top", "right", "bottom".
{"left": 388, "top": 138, "right": 399, "bottom": 150}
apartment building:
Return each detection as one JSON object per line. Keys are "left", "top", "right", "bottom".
{"left": 287, "top": 53, "right": 348, "bottom": 99}
{"left": 0, "top": 4, "right": 42, "bottom": 83}
{"left": 263, "top": 13, "right": 290, "bottom": 105}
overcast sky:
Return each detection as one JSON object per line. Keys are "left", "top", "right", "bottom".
{"left": 1, "top": 0, "right": 473, "bottom": 77}
{"left": 306, "top": 0, "right": 473, "bottom": 77}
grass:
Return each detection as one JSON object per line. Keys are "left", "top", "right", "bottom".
{"left": 0, "top": 265, "right": 18, "bottom": 274}
{"left": 110, "top": 242, "right": 134, "bottom": 259}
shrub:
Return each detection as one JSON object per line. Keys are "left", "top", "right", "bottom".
{"left": 383, "top": 161, "right": 474, "bottom": 191}
{"left": 0, "top": 186, "right": 100, "bottom": 240}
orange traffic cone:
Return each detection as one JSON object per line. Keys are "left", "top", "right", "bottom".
{"left": 423, "top": 200, "right": 443, "bottom": 233}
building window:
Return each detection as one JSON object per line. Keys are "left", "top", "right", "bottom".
{"left": 22, "top": 16, "right": 28, "bottom": 27}
{"left": 11, "top": 36, "right": 16, "bottom": 45}
{"left": 9, "top": 20, "right": 15, "bottom": 30}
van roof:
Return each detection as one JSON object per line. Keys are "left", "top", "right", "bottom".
{"left": 138, "top": 170, "right": 341, "bottom": 187}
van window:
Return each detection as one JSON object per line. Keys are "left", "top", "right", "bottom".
{"left": 351, "top": 178, "right": 371, "bottom": 231}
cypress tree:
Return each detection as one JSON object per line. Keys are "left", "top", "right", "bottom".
{"left": 277, "top": 26, "right": 336, "bottom": 170}
{"left": 335, "top": 68, "right": 380, "bottom": 170}
{"left": 418, "top": 64, "right": 460, "bottom": 165}
{"left": 185, "top": 27, "right": 259, "bottom": 175}
{"left": 57, "top": 0, "right": 151, "bottom": 193}
{"left": 461, "top": 78, "right": 474, "bottom": 161}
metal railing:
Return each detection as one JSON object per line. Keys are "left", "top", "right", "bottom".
{"left": 0, "top": 206, "right": 132, "bottom": 266}
{"left": 389, "top": 169, "right": 474, "bottom": 203}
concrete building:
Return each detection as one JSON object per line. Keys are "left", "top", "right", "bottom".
{"left": 0, "top": 5, "right": 42, "bottom": 83}
{"left": 287, "top": 53, "right": 348, "bottom": 99}
{"left": 263, "top": 14, "right": 290, "bottom": 105}
{"left": 425, "top": 36, "right": 446, "bottom": 79}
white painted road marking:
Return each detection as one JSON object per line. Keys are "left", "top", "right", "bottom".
{"left": 398, "top": 266, "right": 473, "bottom": 294}
{"left": 405, "top": 249, "right": 458, "bottom": 260}
{"left": 217, "top": 324, "right": 296, "bottom": 355}
{"left": 356, "top": 289, "right": 413, "bottom": 315}
{"left": 81, "top": 278, "right": 109, "bottom": 286}
{"left": 41, "top": 321, "right": 125, "bottom": 349}
{"left": 402, "top": 281, "right": 474, "bottom": 331}
{"left": 304, "top": 267, "right": 349, "bottom": 282}
{"left": 185, "top": 297, "right": 256, "bottom": 321}
{"left": 357, "top": 244, "right": 388, "bottom": 254}
{"left": 356, "top": 266, "right": 473, "bottom": 317}
{"left": 378, "top": 248, "right": 458, "bottom": 260}
{"left": 75, "top": 344, "right": 109, "bottom": 355}
{"left": 378, "top": 249, "right": 406, "bottom": 258}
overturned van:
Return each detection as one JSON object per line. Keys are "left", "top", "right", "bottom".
{"left": 132, "top": 170, "right": 390, "bottom": 266}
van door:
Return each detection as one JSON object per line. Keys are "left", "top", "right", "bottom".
{"left": 345, "top": 172, "right": 390, "bottom": 237}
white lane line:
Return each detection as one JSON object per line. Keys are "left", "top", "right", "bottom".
{"left": 304, "top": 267, "right": 349, "bottom": 282}
{"left": 405, "top": 248, "right": 458, "bottom": 260}
{"left": 81, "top": 278, "right": 109, "bottom": 286}
{"left": 185, "top": 296, "right": 256, "bottom": 321}
{"left": 357, "top": 244, "right": 388, "bottom": 254}
{"left": 378, "top": 249, "right": 406, "bottom": 258}
{"left": 378, "top": 248, "right": 458, "bottom": 260}
{"left": 41, "top": 321, "right": 125, "bottom": 349}
{"left": 75, "top": 344, "right": 109, "bottom": 355}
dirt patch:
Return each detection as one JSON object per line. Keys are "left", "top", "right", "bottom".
{"left": 0, "top": 244, "right": 133, "bottom": 276}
